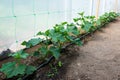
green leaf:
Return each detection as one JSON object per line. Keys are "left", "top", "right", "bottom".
{"left": 66, "top": 35, "right": 74, "bottom": 41}
{"left": 78, "top": 12, "right": 84, "bottom": 16}
{"left": 37, "top": 31, "right": 44, "bottom": 35}
{"left": 20, "top": 52, "right": 29, "bottom": 59}
{"left": 39, "top": 46, "right": 48, "bottom": 55}
{"left": 96, "top": 20, "right": 101, "bottom": 26}
{"left": 45, "top": 30, "right": 50, "bottom": 36}
{"left": 58, "top": 61, "right": 62, "bottom": 67}
{"left": 61, "top": 22, "right": 67, "bottom": 25}
{"left": 21, "top": 38, "right": 42, "bottom": 48}
{"left": 73, "top": 38, "right": 83, "bottom": 46}
{"left": 29, "top": 38, "right": 42, "bottom": 46}
{"left": 0, "top": 62, "right": 26, "bottom": 78}
{"left": 82, "top": 22, "right": 93, "bottom": 32}
{"left": 21, "top": 41, "right": 27, "bottom": 45}
{"left": 48, "top": 31, "right": 64, "bottom": 43}
{"left": 25, "top": 66, "right": 36, "bottom": 75}
{"left": 0, "top": 62, "right": 36, "bottom": 78}
{"left": 49, "top": 46, "right": 60, "bottom": 59}
{"left": 33, "top": 51, "right": 40, "bottom": 57}
{"left": 54, "top": 25, "right": 64, "bottom": 32}
{"left": 73, "top": 18, "right": 80, "bottom": 22}
{"left": 67, "top": 24, "right": 80, "bottom": 35}
{"left": 51, "top": 34, "right": 59, "bottom": 42}
{"left": 57, "top": 34, "right": 66, "bottom": 43}
{"left": 21, "top": 41, "right": 31, "bottom": 48}
{"left": 10, "top": 50, "right": 29, "bottom": 59}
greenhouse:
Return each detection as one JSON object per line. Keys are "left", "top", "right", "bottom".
{"left": 0, "top": 0, "right": 120, "bottom": 80}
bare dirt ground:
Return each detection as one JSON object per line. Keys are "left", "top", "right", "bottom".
{"left": 46, "top": 18, "right": 120, "bottom": 80}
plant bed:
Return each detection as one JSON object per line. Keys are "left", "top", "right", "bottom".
{"left": 22, "top": 31, "right": 96, "bottom": 80}
{"left": 0, "top": 12, "right": 119, "bottom": 80}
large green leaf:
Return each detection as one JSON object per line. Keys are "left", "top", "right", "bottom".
{"left": 66, "top": 35, "right": 74, "bottom": 41}
{"left": 21, "top": 41, "right": 31, "bottom": 48}
{"left": 21, "top": 38, "right": 42, "bottom": 48}
{"left": 29, "top": 38, "right": 42, "bottom": 46}
{"left": 73, "top": 38, "right": 83, "bottom": 46}
{"left": 82, "top": 22, "right": 93, "bottom": 32}
{"left": 10, "top": 50, "right": 29, "bottom": 59}
{"left": 0, "top": 62, "right": 26, "bottom": 78}
{"left": 39, "top": 46, "right": 48, "bottom": 55}
{"left": 33, "top": 51, "right": 40, "bottom": 57}
{"left": 49, "top": 46, "right": 60, "bottom": 59}
{"left": 25, "top": 66, "right": 36, "bottom": 75}
{"left": 47, "top": 30, "right": 66, "bottom": 43}
{"left": 0, "top": 62, "right": 36, "bottom": 78}
{"left": 67, "top": 24, "right": 80, "bottom": 35}
{"left": 57, "top": 34, "right": 66, "bottom": 43}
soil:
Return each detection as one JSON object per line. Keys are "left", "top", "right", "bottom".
{"left": 32, "top": 18, "right": 120, "bottom": 80}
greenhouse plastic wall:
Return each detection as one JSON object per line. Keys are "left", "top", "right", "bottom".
{"left": 0, "top": 0, "right": 119, "bottom": 52}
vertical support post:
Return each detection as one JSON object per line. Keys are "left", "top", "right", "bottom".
{"left": 47, "top": 0, "right": 49, "bottom": 28}
{"left": 90, "top": 0, "right": 93, "bottom": 16}
{"left": 12, "top": 0, "right": 18, "bottom": 51}
{"left": 33, "top": 0, "right": 36, "bottom": 37}
{"left": 69, "top": 0, "right": 72, "bottom": 22}
{"left": 64, "top": 0, "right": 72, "bottom": 22}
{"left": 65, "top": 0, "right": 68, "bottom": 21}
{"left": 115, "top": 0, "right": 118, "bottom": 12}
{"left": 96, "top": 0, "right": 100, "bottom": 19}
{"left": 103, "top": 0, "right": 106, "bottom": 13}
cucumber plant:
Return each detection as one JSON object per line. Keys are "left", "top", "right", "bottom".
{"left": 0, "top": 50, "right": 36, "bottom": 78}
{"left": 36, "top": 22, "right": 82, "bottom": 59}
{"left": 97, "top": 12, "right": 119, "bottom": 27}
{"left": 0, "top": 12, "right": 119, "bottom": 79}
{"left": 73, "top": 12, "right": 97, "bottom": 33}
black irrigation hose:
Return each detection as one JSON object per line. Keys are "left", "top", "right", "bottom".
{"left": 22, "top": 56, "right": 54, "bottom": 80}
{"left": 22, "top": 26, "right": 100, "bottom": 80}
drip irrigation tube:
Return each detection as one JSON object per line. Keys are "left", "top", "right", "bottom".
{"left": 22, "top": 56, "right": 54, "bottom": 80}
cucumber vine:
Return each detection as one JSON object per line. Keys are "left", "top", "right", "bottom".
{"left": 0, "top": 12, "right": 119, "bottom": 79}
